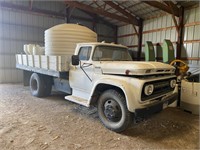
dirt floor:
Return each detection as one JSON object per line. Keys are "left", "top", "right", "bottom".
{"left": 0, "top": 84, "right": 199, "bottom": 150}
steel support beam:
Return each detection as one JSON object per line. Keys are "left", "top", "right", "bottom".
{"left": 0, "top": 1, "right": 65, "bottom": 18}
{"left": 29, "top": 0, "right": 33, "bottom": 10}
{"left": 66, "top": 7, "right": 71, "bottom": 23}
{"left": 104, "top": 1, "right": 139, "bottom": 25}
{"left": 0, "top": 2, "right": 97, "bottom": 24}
{"left": 164, "top": 1, "right": 179, "bottom": 12}
{"left": 65, "top": 1, "right": 140, "bottom": 26}
{"left": 144, "top": 1, "right": 180, "bottom": 17}
{"left": 137, "top": 19, "right": 143, "bottom": 61}
{"left": 114, "top": 25, "right": 118, "bottom": 44}
{"left": 92, "top": 14, "right": 97, "bottom": 32}
{"left": 176, "top": 7, "right": 184, "bottom": 59}
{"left": 165, "top": 1, "right": 179, "bottom": 33}
{"left": 79, "top": 9, "right": 115, "bottom": 29}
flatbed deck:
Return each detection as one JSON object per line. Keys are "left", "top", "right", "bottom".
{"left": 16, "top": 64, "right": 68, "bottom": 78}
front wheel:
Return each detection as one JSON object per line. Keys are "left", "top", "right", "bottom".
{"left": 97, "top": 89, "right": 133, "bottom": 132}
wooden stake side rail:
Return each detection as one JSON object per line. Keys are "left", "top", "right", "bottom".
{"left": 16, "top": 64, "right": 68, "bottom": 79}
{"left": 16, "top": 54, "right": 70, "bottom": 79}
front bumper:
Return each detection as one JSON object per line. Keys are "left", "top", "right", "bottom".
{"left": 135, "top": 93, "right": 178, "bottom": 118}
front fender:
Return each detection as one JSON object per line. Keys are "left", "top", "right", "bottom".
{"left": 89, "top": 77, "right": 137, "bottom": 112}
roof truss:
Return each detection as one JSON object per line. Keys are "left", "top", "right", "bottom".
{"left": 65, "top": 1, "right": 140, "bottom": 26}
{"left": 144, "top": 1, "right": 180, "bottom": 17}
{"left": 104, "top": 1, "right": 140, "bottom": 25}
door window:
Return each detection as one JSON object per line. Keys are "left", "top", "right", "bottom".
{"left": 78, "top": 47, "right": 92, "bottom": 61}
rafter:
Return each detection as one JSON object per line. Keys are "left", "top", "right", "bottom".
{"left": 127, "top": 2, "right": 142, "bottom": 9}
{"left": 163, "top": 1, "right": 179, "bottom": 33}
{"left": 93, "top": 1, "right": 103, "bottom": 9}
{"left": 65, "top": 1, "right": 140, "bottom": 26}
{"left": 29, "top": 0, "right": 33, "bottom": 10}
{"left": 144, "top": 1, "right": 180, "bottom": 17}
{"left": 104, "top": 1, "right": 140, "bottom": 25}
{"left": 102, "top": 3, "right": 107, "bottom": 10}
{"left": 132, "top": 24, "right": 139, "bottom": 38}
{"left": 176, "top": 7, "right": 184, "bottom": 59}
{"left": 164, "top": 1, "right": 179, "bottom": 12}
{"left": 88, "top": 2, "right": 94, "bottom": 7}
{"left": 79, "top": 9, "right": 115, "bottom": 28}
{"left": 1, "top": 1, "right": 65, "bottom": 18}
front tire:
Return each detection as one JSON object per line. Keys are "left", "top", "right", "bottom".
{"left": 97, "top": 89, "right": 133, "bottom": 132}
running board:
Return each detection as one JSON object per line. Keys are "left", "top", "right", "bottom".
{"left": 65, "top": 95, "right": 89, "bottom": 107}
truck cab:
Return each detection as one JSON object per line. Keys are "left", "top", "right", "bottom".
{"left": 66, "top": 42, "right": 178, "bottom": 132}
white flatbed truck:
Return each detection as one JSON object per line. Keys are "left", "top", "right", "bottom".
{"left": 16, "top": 42, "right": 178, "bottom": 132}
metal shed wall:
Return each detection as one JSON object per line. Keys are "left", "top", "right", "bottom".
{"left": 0, "top": 1, "right": 65, "bottom": 83}
{"left": 183, "top": 7, "right": 200, "bottom": 72}
{"left": 142, "top": 14, "right": 177, "bottom": 61}
{"left": 118, "top": 6, "right": 200, "bottom": 72}
{"left": 0, "top": 1, "right": 116, "bottom": 83}
{"left": 69, "top": 18, "right": 115, "bottom": 43}
{"left": 118, "top": 24, "right": 139, "bottom": 60}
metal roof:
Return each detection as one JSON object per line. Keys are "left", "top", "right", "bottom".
{"left": 65, "top": 1, "right": 199, "bottom": 26}
{"left": 0, "top": 0, "right": 198, "bottom": 27}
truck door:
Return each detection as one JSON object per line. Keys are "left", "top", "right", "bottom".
{"left": 69, "top": 46, "right": 93, "bottom": 94}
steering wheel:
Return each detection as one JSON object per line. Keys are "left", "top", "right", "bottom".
{"left": 170, "top": 59, "right": 189, "bottom": 74}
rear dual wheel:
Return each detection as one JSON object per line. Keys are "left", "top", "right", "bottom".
{"left": 30, "top": 73, "right": 52, "bottom": 97}
{"left": 97, "top": 89, "right": 133, "bottom": 132}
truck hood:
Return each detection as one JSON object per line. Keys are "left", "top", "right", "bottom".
{"left": 95, "top": 61, "right": 175, "bottom": 75}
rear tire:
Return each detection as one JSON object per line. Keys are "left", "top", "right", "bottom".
{"left": 97, "top": 89, "right": 133, "bottom": 132}
{"left": 30, "top": 73, "right": 45, "bottom": 97}
{"left": 43, "top": 75, "right": 52, "bottom": 97}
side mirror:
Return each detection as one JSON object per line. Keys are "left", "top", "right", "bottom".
{"left": 71, "top": 55, "right": 79, "bottom": 66}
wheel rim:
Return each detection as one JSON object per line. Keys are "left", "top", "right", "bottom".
{"left": 31, "top": 79, "right": 38, "bottom": 91}
{"left": 103, "top": 99, "right": 122, "bottom": 122}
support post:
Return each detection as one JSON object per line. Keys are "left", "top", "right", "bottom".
{"left": 176, "top": 7, "right": 184, "bottom": 59}
{"left": 66, "top": 7, "right": 71, "bottom": 23}
{"left": 92, "top": 14, "right": 97, "bottom": 32}
{"left": 137, "top": 19, "right": 143, "bottom": 61}
{"left": 171, "top": 14, "right": 179, "bottom": 33}
{"left": 114, "top": 25, "right": 118, "bottom": 44}
{"left": 132, "top": 24, "right": 139, "bottom": 38}
{"left": 29, "top": 0, "right": 33, "bottom": 10}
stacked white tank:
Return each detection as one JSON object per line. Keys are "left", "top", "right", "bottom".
{"left": 44, "top": 24, "right": 97, "bottom": 55}
{"left": 24, "top": 44, "right": 44, "bottom": 55}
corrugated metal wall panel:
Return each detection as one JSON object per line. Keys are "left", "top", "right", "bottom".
{"left": 118, "top": 6, "right": 200, "bottom": 69}
{"left": 0, "top": 2, "right": 116, "bottom": 83}
{"left": 118, "top": 24, "right": 139, "bottom": 59}
{"left": 0, "top": 2, "right": 66, "bottom": 83}
{"left": 183, "top": 7, "right": 200, "bottom": 71}
{"left": 96, "top": 24, "right": 115, "bottom": 43}
{"left": 69, "top": 18, "right": 115, "bottom": 43}
{"left": 71, "top": 9, "right": 93, "bottom": 19}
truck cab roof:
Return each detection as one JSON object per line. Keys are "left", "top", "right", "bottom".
{"left": 76, "top": 42, "right": 128, "bottom": 49}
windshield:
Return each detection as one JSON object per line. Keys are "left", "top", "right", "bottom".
{"left": 92, "top": 46, "right": 132, "bottom": 61}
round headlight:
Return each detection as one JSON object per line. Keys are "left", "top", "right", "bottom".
{"left": 170, "top": 79, "right": 176, "bottom": 88}
{"left": 144, "top": 84, "right": 154, "bottom": 95}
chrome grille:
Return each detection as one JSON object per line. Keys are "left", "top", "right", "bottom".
{"left": 141, "top": 78, "right": 176, "bottom": 101}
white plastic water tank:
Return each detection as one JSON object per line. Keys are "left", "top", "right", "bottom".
{"left": 26, "top": 44, "right": 35, "bottom": 55}
{"left": 23, "top": 44, "right": 29, "bottom": 54}
{"left": 33, "top": 45, "right": 45, "bottom": 55}
{"left": 45, "top": 24, "right": 97, "bottom": 55}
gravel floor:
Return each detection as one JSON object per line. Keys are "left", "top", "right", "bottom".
{"left": 0, "top": 84, "right": 199, "bottom": 150}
